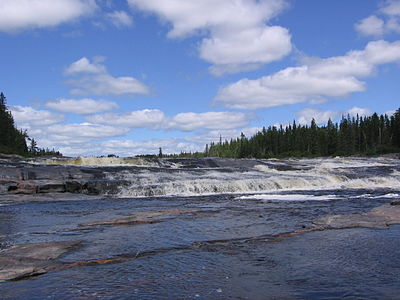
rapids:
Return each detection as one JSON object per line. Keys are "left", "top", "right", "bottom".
{"left": 1, "top": 155, "right": 400, "bottom": 299}
{"left": 36, "top": 155, "right": 400, "bottom": 197}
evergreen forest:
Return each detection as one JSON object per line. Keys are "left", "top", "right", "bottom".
{"left": 0, "top": 92, "right": 61, "bottom": 157}
{"left": 206, "top": 110, "right": 400, "bottom": 158}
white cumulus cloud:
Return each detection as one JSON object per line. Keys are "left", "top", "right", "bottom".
{"left": 297, "top": 108, "right": 339, "bottom": 125}
{"left": 215, "top": 40, "right": 400, "bottom": 109}
{"left": 293, "top": 107, "right": 374, "bottom": 127}
{"left": 46, "top": 98, "right": 119, "bottom": 114}
{"left": 128, "top": 0, "right": 291, "bottom": 75}
{"left": 380, "top": 0, "right": 400, "bottom": 16}
{"left": 101, "top": 138, "right": 202, "bottom": 156}
{"left": 0, "top": 0, "right": 97, "bottom": 33}
{"left": 166, "top": 111, "right": 253, "bottom": 131}
{"left": 65, "top": 57, "right": 150, "bottom": 96}
{"left": 345, "top": 106, "right": 373, "bottom": 117}
{"left": 86, "top": 109, "right": 166, "bottom": 127}
{"left": 64, "top": 57, "right": 105, "bottom": 75}
{"left": 9, "top": 105, "right": 64, "bottom": 127}
{"left": 46, "top": 123, "right": 129, "bottom": 139}
{"left": 355, "top": 0, "right": 400, "bottom": 37}
{"left": 355, "top": 15, "right": 385, "bottom": 37}
{"left": 88, "top": 110, "right": 254, "bottom": 132}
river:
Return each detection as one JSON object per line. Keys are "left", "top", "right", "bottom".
{"left": 0, "top": 156, "right": 400, "bottom": 299}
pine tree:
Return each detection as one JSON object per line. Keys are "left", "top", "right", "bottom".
{"left": 0, "top": 92, "right": 29, "bottom": 155}
{"left": 204, "top": 110, "right": 400, "bottom": 159}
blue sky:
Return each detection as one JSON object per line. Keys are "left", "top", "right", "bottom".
{"left": 1, "top": 0, "right": 400, "bottom": 156}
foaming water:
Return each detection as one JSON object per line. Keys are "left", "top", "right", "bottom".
{"left": 37, "top": 156, "right": 162, "bottom": 167}
{"left": 111, "top": 157, "right": 400, "bottom": 197}
{"left": 5, "top": 156, "right": 400, "bottom": 199}
{"left": 236, "top": 194, "right": 340, "bottom": 201}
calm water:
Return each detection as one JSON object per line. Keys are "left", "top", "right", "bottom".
{"left": 1, "top": 157, "right": 400, "bottom": 299}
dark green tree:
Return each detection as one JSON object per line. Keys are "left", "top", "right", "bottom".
{"left": 207, "top": 110, "right": 400, "bottom": 159}
{"left": 0, "top": 92, "right": 28, "bottom": 155}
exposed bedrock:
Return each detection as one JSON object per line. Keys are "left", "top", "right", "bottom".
{"left": 0, "top": 161, "right": 131, "bottom": 195}
{"left": 5, "top": 180, "right": 131, "bottom": 195}
{"left": 0, "top": 241, "right": 80, "bottom": 281}
{"left": 313, "top": 202, "right": 400, "bottom": 229}
{"left": 80, "top": 208, "right": 197, "bottom": 227}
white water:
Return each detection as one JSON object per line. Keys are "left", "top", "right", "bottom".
{"left": 235, "top": 194, "right": 340, "bottom": 201}
{"left": 37, "top": 156, "right": 163, "bottom": 167}
{"left": 112, "top": 157, "right": 400, "bottom": 197}
{"left": 30, "top": 156, "right": 400, "bottom": 198}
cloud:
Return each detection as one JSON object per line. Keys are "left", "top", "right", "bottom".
{"left": 65, "top": 57, "right": 149, "bottom": 96}
{"left": 106, "top": 11, "right": 133, "bottom": 27}
{"left": 185, "top": 127, "right": 262, "bottom": 144}
{"left": 28, "top": 122, "right": 128, "bottom": 155}
{"left": 128, "top": 0, "right": 291, "bottom": 75}
{"left": 385, "top": 109, "right": 397, "bottom": 115}
{"left": 297, "top": 108, "right": 339, "bottom": 125}
{"left": 345, "top": 106, "right": 373, "bottom": 117}
{"left": 46, "top": 98, "right": 119, "bottom": 114}
{"left": 46, "top": 123, "right": 129, "bottom": 138}
{"left": 0, "top": 0, "right": 97, "bottom": 33}
{"left": 88, "top": 110, "right": 254, "bottom": 131}
{"left": 355, "top": 15, "right": 385, "bottom": 37}
{"left": 64, "top": 57, "right": 105, "bottom": 75}
{"left": 380, "top": 0, "right": 400, "bottom": 16}
{"left": 9, "top": 105, "right": 64, "bottom": 127}
{"left": 9, "top": 104, "right": 129, "bottom": 151}
{"left": 86, "top": 109, "right": 166, "bottom": 127}
{"left": 215, "top": 40, "right": 400, "bottom": 109}
{"left": 355, "top": 0, "right": 400, "bottom": 37}
{"left": 166, "top": 111, "right": 253, "bottom": 131}
{"left": 101, "top": 127, "right": 261, "bottom": 157}
{"left": 295, "top": 107, "right": 374, "bottom": 126}
{"left": 101, "top": 138, "right": 202, "bottom": 156}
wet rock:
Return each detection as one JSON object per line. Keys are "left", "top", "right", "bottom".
{"left": 0, "top": 241, "right": 80, "bottom": 281}
{"left": 390, "top": 200, "right": 400, "bottom": 206}
{"left": 81, "top": 180, "right": 130, "bottom": 195}
{"left": 313, "top": 214, "right": 389, "bottom": 229}
{"left": 369, "top": 204, "right": 400, "bottom": 224}
{"left": 0, "top": 180, "right": 18, "bottom": 194}
{"left": 313, "top": 204, "right": 400, "bottom": 230}
{"left": 65, "top": 180, "right": 83, "bottom": 193}
{"left": 0, "top": 153, "right": 24, "bottom": 160}
{"left": 8, "top": 182, "right": 38, "bottom": 194}
{"left": 82, "top": 208, "right": 195, "bottom": 227}
{"left": 0, "top": 167, "right": 23, "bottom": 180}
{"left": 38, "top": 182, "right": 66, "bottom": 193}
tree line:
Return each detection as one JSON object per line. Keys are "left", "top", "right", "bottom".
{"left": 206, "top": 110, "right": 400, "bottom": 158}
{"left": 0, "top": 92, "right": 61, "bottom": 157}
{"left": 2, "top": 90, "right": 399, "bottom": 159}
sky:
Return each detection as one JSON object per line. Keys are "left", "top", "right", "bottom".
{"left": 1, "top": 0, "right": 400, "bottom": 157}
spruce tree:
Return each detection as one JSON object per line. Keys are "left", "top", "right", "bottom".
{"left": 0, "top": 92, "right": 28, "bottom": 155}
